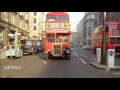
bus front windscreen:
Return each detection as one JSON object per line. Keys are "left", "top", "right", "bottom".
{"left": 59, "top": 36, "right": 68, "bottom": 42}
{"left": 47, "top": 16, "right": 56, "bottom": 21}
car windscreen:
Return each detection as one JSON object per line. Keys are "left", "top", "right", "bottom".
{"left": 21, "top": 40, "right": 33, "bottom": 45}
{"left": 59, "top": 36, "right": 68, "bottom": 42}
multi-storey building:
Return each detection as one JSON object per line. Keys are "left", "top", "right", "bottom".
{"left": 98, "top": 12, "right": 120, "bottom": 26}
{"left": 0, "top": 12, "right": 30, "bottom": 48}
{"left": 29, "top": 12, "right": 44, "bottom": 41}
{"left": 82, "top": 12, "right": 99, "bottom": 47}
{"left": 77, "top": 19, "right": 84, "bottom": 47}
{"left": 70, "top": 31, "right": 78, "bottom": 46}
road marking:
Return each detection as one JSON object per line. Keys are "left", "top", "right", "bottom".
{"left": 73, "top": 52, "right": 79, "bottom": 57}
{"left": 80, "top": 54, "right": 88, "bottom": 57}
{"left": 79, "top": 58, "right": 87, "bottom": 64}
{"left": 92, "top": 58, "right": 96, "bottom": 61}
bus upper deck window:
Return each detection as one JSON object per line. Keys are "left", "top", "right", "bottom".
{"left": 58, "top": 16, "right": 68, "bottom": 21}
{"left": 47, "top": 16, "right": 56, "bottom": 21}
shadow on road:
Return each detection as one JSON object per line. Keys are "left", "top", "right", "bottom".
{"left": 36, "top": 52, "right": 68, "bottom": 61}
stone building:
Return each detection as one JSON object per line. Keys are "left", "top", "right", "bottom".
{"left": 0, "top": 12, "right": 30, "bottom": 48}
{"left": 77, "top": 12, "right": 99, "bottom": 48}
{"left": 77, "top": 19, "right": 84, "bottom": 47}
{"left": 29, "top": 12, "right": 44, "bottom": 41}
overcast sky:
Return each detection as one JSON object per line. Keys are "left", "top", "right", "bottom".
{"left": 44, "top": 12, "right": 85, "bottom": 32}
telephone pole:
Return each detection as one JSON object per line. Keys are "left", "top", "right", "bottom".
{"left": 101, "top": 12, "right": 107, "bottom": 65}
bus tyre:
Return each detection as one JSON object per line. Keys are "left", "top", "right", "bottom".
{"left": 44, "top": 54, "right": 48, "bottom": 60}
{"left": 66, "top": 53, "right": 70, "bottom": 60}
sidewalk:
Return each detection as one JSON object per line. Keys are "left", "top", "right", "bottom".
{"left": 90, "top": 62, "right": 120, "bottom": 71}
{"left": 0, "top": 50, "right": 7, "bottom": 61}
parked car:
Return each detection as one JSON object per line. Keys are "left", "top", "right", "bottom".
{"left": 6, "top": 45, "right": 23, "bottom": 59}
{"left": 20, "top": 39, "right": 37, "bottom": 55}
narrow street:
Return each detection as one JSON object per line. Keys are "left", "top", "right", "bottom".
{"left": 0, "top": 47, "right": 120, "bottom": 78}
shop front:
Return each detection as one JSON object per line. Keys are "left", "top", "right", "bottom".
{"left": 8, "top": 30, "right": 15, "bottom": 45}
{"left": 0, "top": 26, "right": 4, "bottom": 42}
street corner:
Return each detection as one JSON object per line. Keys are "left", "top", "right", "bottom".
{"left": 90, "top": 62, "right": 106, "bottom": 70}
{"left": 90, "top": 61, "right": 120, "bottom": 71}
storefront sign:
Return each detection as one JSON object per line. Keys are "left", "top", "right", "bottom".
{"left": 8, "top": 34, "right": 14, "bottom": 37}
{"left": 17, "top": 33, "right": 21, "bottom": 35}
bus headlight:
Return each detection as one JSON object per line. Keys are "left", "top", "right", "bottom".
{"left": 45, "top": 23, "right": 49, "bottom": 29}
{"left": 65, "top": 23, "right": 70, "bottom": 29}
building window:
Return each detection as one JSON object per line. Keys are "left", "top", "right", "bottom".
{"left": 34, "top": 18, "right": 36, "bottom": 23}
{"left": 34, "top": 26, "right": 36, "bottom": 31}
{"left": 34, "top": 12, "right": 37, "bottom": 16}
{"left": 91, "top": 14, "right": 95, "bottom": 18}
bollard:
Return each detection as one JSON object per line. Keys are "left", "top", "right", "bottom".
{"left": 97, "top": 48, "right": 101, "bottom": 63}
{"left": 107, "top": 49, "right": 115, "bottom": 68}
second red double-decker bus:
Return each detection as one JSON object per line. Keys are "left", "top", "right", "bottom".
{"left": 92, "top": 21, "right": 120, "bottom": 56}
{"left": 42, "top": 12, "right": 71, "bottom": 60}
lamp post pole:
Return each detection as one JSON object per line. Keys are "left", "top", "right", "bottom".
{"left": 101, "top": 12, "right": 107, "bottom": 65}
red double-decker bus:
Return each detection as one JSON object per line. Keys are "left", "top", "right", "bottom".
{"left": 92, "top": 21, "right": 120, "bottom": 56}
{"left": 42, "top": 12, "right": 71, "bottom": 60}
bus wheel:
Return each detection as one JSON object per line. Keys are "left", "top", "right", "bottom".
{"left": 44, "top": 53, "right": 48, "bottom": 60}
{"left": 66, "top": 53, "right": 70, "bottom": 60}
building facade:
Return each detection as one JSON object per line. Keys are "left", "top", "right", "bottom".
{"left": 82, "top": 12, "right": 99, "bottom": 47}
{"left": 29, "top": 12, "right": 44, "bottom": 41}
{"left": 70, "top": 31, "right": 78, "bottom": 46}
{"left": 0, "top": 12, "right": 30, "bottom": 48}
{"left": 77, "top": 19, "right": 84, "bottom": 47}
{"left": 98, "top": 12, "right": 120, "bottom": 26}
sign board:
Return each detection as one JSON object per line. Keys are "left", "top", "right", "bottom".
{"left": 108, "top": 51, "right": 114, "bottom": 56}
{"left": 107, "top": 49, "right": 115, "bottom": 68}
{"left": 42, "top": 33, "right": 45, "bottom": 38}
{"left": 8, "top": 34, "right": 14, "bottom": 37}
{"left": 17, "top": 33, "right": 21, "bottom": 35}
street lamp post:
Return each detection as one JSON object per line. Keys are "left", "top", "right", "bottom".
{"left": 101, "top": 12, "right": 107, "bottom": 65}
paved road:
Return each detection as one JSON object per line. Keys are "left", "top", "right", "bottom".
{"left": 0, "top": 47, "right": 120, "bottom": 78}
